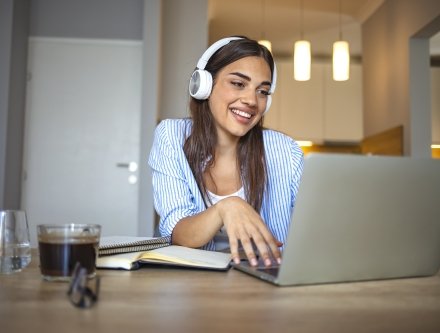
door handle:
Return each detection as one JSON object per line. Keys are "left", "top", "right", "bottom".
{"left": 116, "top": 162, "right": 138, "bottom": 172}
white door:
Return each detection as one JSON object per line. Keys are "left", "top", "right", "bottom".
{"left": 22, "top": 37, "right": 142, "bottom": 246}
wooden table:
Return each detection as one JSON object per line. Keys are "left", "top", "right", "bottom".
{"left": 1, "top": 249, "right": 440, "bottom": 333}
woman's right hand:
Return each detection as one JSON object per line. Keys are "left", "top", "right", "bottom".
{"left": 213, "top": 196, "right": 282, "bottom": 267}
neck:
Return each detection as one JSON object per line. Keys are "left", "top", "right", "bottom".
{"left": 215, "top": 130, "right": 239, "bottom": 158}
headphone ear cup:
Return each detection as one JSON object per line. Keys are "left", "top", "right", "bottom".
{"left": 189, "top": 69, "right": 213, "bottom": 100}
{"left": 264, "top": 95, "right": 272, "bottom": 114}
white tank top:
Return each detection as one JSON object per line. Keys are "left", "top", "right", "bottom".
{"left": 206, "top": 187, "right": 245, "bottom": 205}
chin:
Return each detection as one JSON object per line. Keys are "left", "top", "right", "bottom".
{"left": 229, "top": 126, "right": 253, "bottom": 138}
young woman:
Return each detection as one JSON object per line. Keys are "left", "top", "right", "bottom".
{"left": 148, "top": 36, "right": 303, "bottom": 267}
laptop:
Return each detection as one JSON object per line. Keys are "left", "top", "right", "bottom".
{"left": 232, "top": 153, "right": 440, "bottom": 286}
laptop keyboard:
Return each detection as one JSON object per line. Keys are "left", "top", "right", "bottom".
{"left": 256, "top": 266, "right": 280, "bottom": 277}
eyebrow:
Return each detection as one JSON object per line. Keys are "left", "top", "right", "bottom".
{"left": 229, "top": 71, "right": 272, "bottom": 88}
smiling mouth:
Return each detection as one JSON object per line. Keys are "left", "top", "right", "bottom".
{"left": 231, "top": 108, "right": 252, "bottom": 119}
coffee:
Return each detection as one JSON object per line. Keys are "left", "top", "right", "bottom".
{"left": 38, "top": 237, "right": 98, "bottom": 277}
{"left": 37, "top": 224, "right": 101, "bottom": 281}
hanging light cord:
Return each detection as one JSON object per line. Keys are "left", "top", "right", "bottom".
{"left": 338, "top": 0, "right": 343, "bottom": 40}
{"left": 299, "top": 0, "right": 304, "bottom": 40}
{"left": 261, "top": 0, "right": 264, "bottom": 39}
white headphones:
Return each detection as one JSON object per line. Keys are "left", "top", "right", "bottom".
{"left": 188, "top": 37, "right": 277, "bottom": 113}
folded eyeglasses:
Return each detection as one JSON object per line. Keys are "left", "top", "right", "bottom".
{"left": 67, "top": 262, "right": 100, "bottom": 309}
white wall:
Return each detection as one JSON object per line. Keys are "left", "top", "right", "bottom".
{"left": 138, "top": 0, "right": 162, "bottom": 236}
{"left": 432, "top": 67, "right": 440, "bottom": 144}
{"left": 160, "top": 0, "right": 208, "bottom": 120}
{"left": 362, "top": 0, "right": 440, "bottom": 156}
{"left": 139, "top": 0, "right": 209, "bottom": 234}
{"left": 29, "top": 0, "right": 143, "bottom": 39}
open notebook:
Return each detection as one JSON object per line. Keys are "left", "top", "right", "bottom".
{"left": 232, "top": 153, "right": 440, "bottom": 286}
{"left": 97, "top": 236, "right": 231, "bottom": 271}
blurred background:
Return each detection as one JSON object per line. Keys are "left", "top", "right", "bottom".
{"left": 1, "top": 0, "right": 439, "bottom": 243}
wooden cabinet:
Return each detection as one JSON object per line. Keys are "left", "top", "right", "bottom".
{"left": 265, "top": 59, "right": 363, "bottom": 144}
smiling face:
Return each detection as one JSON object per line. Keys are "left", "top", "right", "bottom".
{"left": 208, "top": 56, "right": 272, "bottom": 144}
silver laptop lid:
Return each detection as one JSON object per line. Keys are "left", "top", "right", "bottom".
{"left": 277, "top": 153, "right": 440, "bottom": 286}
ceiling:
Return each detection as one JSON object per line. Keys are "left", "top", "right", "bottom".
{"left": 208, "top": 0, "right": 440, "bottom": 58}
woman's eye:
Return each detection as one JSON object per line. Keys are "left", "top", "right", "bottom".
{"left": 258, "top": 89, "right": 270, "bottom": 96}
{"left": 231, "top": 80, "right": 245, "bottom": 88}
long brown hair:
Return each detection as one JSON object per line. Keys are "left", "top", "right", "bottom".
{"left": 183, "top": 37, "right": 275, "bottom": 211}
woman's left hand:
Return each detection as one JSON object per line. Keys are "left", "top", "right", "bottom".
{"left": 213, "top": 196, "right": 282, "bottom": 267}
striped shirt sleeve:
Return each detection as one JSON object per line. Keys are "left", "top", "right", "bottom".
{"left": 148, "top": 119, "right": 215, "bottom": 249}
{"left": 261, "top": 130, "right": 304, "bottom": 248}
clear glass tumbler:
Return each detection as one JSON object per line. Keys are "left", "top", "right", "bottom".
{"left": 0, "top": 210, "right": 32, "bottom": 274}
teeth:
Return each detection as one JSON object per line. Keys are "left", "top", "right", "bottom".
{"left": 231, "top": 108, "right": 251, "bottom": 119}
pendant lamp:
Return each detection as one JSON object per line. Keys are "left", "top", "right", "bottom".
{"left": 333, "top": 0, "right": 350, "bottom": 81}
{"left": 294, "top": 0, "right": 311, "bottom": 81}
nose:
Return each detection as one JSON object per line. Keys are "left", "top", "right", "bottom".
{"left": 240, "top": 88, "right": 258, "bottom": 108}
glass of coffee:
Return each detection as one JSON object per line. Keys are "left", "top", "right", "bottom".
{"left": 37, "top": 224, "right": 101, "bottom": 281}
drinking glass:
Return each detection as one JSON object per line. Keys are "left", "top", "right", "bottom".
{"left": 37, "top": 224, "right": 101, "bottom": 281}
{"left": 0, "top": 210, "right": 32, "bottom": 274}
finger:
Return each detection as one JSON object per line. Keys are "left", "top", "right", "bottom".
{"left": 251, "top": 232, "right": 273, "bottom": 267}
{"left": 228, "top": 236, "right": 241, "bottom": 265}
{"left": 237, "top": 230, "right": 258, "bottom": 267}
{"left": 267, "top": 238, "right": 282, "bottom": 265}
{"left": 257, "top": 228, "right": 283, "bottom": 265}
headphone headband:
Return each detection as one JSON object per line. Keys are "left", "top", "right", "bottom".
{"left": 196, "top": 37, "right": 243, "bottom": 70}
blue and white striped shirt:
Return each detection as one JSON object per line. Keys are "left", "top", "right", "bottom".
{"left": 148, "top": 118, "right": 304, "bottom": 251}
